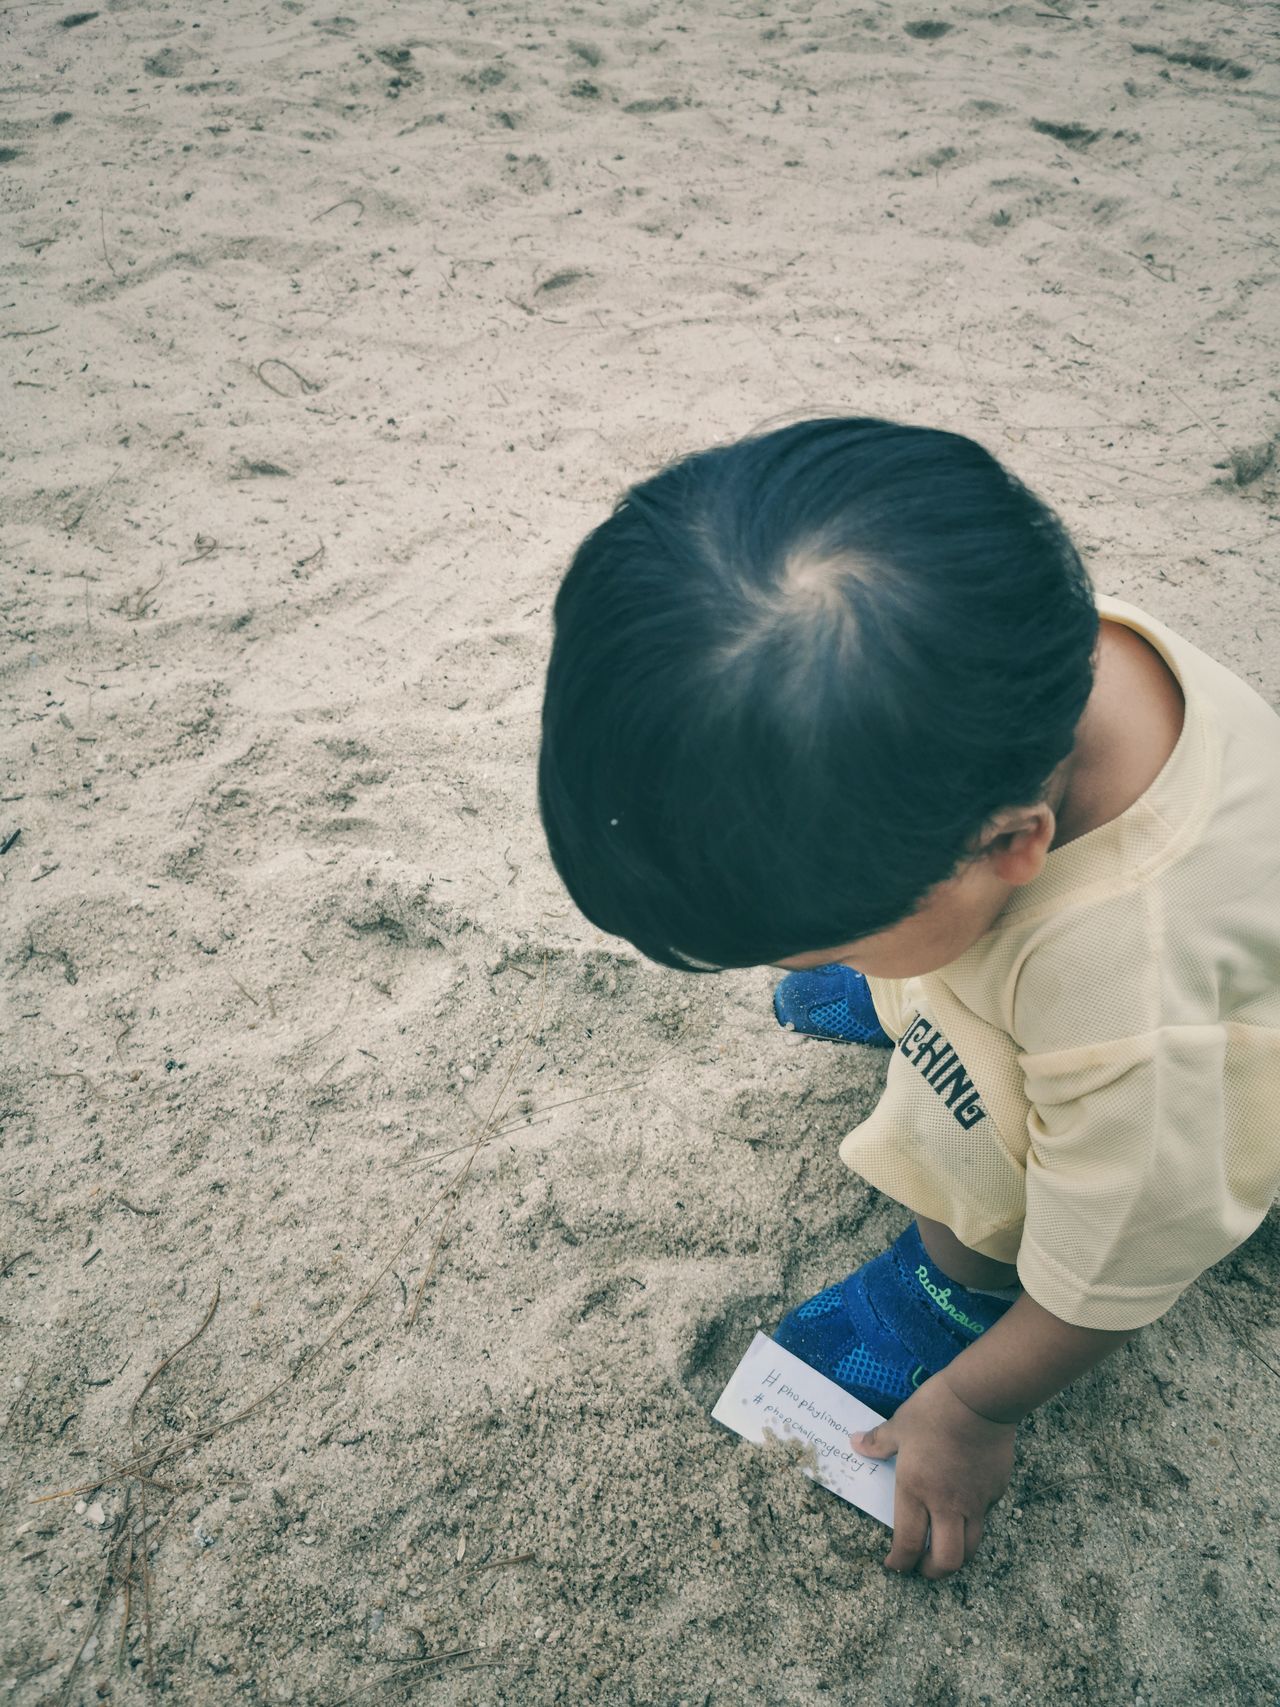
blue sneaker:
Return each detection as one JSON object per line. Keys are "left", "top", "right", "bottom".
{"left": 773, "top": 963, "right": 893, "bottom": 1047}
{"left": 773, "top": 1223, "right": 1015, "bottom": 1414}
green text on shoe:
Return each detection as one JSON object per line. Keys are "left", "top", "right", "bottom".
{"left": 914, "top": 1265, "right": 988, "bottom": 1336}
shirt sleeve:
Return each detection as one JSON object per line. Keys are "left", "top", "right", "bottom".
{"left": 863, "top": 973, "right": 912, "bottom": 1042}
{"left": 1017, "top": 1024, "right": 1276, "bottom": 1330}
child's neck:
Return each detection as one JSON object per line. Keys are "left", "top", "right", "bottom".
{"left": 1051, "top": 617, "right": 1186, "bottom": 850}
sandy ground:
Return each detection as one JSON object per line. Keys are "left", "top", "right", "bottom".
{"left": 3, "top": 0, "right": 1279, "bottom": 1701}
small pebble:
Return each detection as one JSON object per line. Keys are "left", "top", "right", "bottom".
{"left": 74, "top": 1500, "right": 87, "bottom": 1515}
{"left": 86, "top": 1502, "right": 106, "bottom": 1527}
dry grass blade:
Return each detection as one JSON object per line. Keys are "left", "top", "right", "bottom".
{"left": 115, "top": 1510, "right": 134, "bottom": 1670}
{"left": 129, "top": 1282, "right": 221, "bottom": 1435}
{"left": 283, "top": 991, "right": 354, "bottom": 1071}
{"left": 333, "top": 1649, "right": 507, "bottom": 1704}
{"left": 310, "top": 197, "right": 364, "bottom": 223}
{"left": 403, "top": 1076, "right": 649, "bottom": 1172}
{"left": 470, "top": 1550, "right": 535, "bottom": 1572}
{"left": 255, "top": 358, "right": 321, "bottom": 397}
{"left": 1, "top": 1444, "right": 31, "bottom": 1530}
{"left": 1217, "top": 1295, "right": 1280, "bottom": 1382}
{"left": 179, "top": 535, "right": 220, "bottom": 566}
{"left": 4, "top": 1361, "right": 34, "bottom": 1435}
{"left": 138, "top": 1481, "right": 154, "bottom": 1683}
{"left": 58, "top": 1507, "right": 132, "bottom": 1707}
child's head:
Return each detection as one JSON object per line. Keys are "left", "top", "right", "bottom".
{"left": 538, "top": 416, "right": 1099, "bottom": 976}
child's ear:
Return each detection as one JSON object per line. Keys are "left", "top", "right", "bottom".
{"left": 977, "top": 804, "right": 1056, "bottom": 887}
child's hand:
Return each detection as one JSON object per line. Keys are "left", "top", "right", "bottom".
{"left": 850, "top": 1373, "right": 1015, "bottom": 1578}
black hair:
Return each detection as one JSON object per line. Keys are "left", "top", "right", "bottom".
{"left": 538, "top": 415, "right": 1099, "bottom": 971}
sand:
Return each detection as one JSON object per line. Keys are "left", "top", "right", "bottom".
{"left": 3, "top": 0, "right": 1279, "bottom": 1700}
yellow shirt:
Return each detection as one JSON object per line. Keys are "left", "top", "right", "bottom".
{"left": 848, "top": 596, "right": 1280, "bottom": 1330}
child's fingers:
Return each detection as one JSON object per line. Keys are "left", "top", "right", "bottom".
{"left": 850, "top": 1422, "right": 897, "bottom": 1459}
{"left": 884, "top": 1493, "right": 929, "bottom": 1572}
{"left": 920, "top": 1513, "right": 966, "bottom": 1579}
{"left": 963, "top": 1513, "right": 986, "bottom": 1563}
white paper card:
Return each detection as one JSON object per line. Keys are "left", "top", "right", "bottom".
{"left": 711, "top": 1333, "right": 896, "bottom": 1528}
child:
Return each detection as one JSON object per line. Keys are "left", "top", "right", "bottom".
{"left": 537, "top": 416, "right": 1280, "bottom": 1579}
